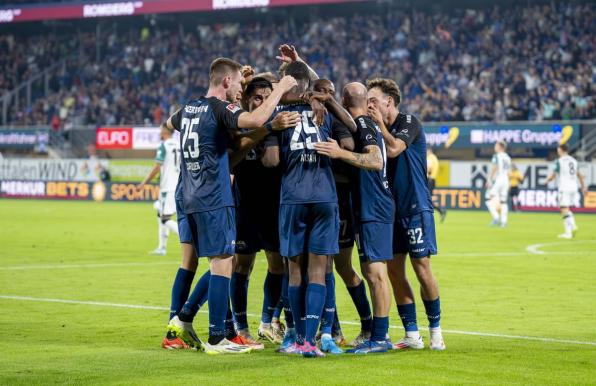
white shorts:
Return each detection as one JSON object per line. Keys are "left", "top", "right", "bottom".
{"left": 487, "top": 181, "right": 509, "bottom": 202}
{"left": 159, "top": 190, "right": 176, "bottom": 216}
{"left": 559, "top": 191, "right": 578, "bottom": 208}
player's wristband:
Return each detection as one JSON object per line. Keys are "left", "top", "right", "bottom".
{"left": 264, "top": 122, "right": 273, "bottom": 132}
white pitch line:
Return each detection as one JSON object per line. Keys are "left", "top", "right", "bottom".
{"left": 1, "top": 295, "right": 595, "bottom": 347}
{"left": 526, "top": 240, "right": 596, "bottom": 255}
{"left": 0, "top": 261, "right": 177, "bottom": 271}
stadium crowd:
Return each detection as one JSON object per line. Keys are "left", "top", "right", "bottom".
{"left": 4, "top": 2, "right": 594, "bottom": 127}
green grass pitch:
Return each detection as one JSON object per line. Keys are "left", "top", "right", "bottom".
{"left": 1, "top": 199, "right": 595, "bottom": 385}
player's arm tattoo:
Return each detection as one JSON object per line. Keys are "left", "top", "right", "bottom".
{"left": 342, "top": 145, "right": 382, "bottom": 171}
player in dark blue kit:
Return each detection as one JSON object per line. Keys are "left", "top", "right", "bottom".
{"left": 313, "top": 79, "right": 374, "bottom": 349}
{"left": 165, "top": 58, "right": 298, "bottom": 354}
{"left": 367, "top": 78, "right": 445, "bottom": 351}
{"left": 268, "top": 62, "right": 341, "bottom": 358}
{"left": 230, "top": 76, "right": 300, "bottom": 346}
{"left": 315, "top": 82, "right": 394, "bottom": 354}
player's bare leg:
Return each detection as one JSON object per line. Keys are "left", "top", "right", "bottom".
{"left": 334, "top": 246, "right": 372, "bottom": 345}
{"left": 346, "top": 261, "right": 391, "bottom": 354}
{"left": 387, "top": 253, "right": 423, "bottom": 349}
{"left": 203, "top": 255, "right": 252, "bottom": 355}
{"left": 411, "top": 257, "right": 444, "bottom": 350}
{"left": 258, "top": 251, "right": 285, "bottom": 343}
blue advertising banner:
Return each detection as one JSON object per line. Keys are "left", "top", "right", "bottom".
{"left": 424, "top": 123, "right": 579, "bottom": 149}
{"left": 0, "top": 128, "right": 49, "bottom": 150}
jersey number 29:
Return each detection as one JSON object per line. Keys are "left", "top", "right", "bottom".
{"left": 290, "top": 111, "right": 321, "bottom": 151}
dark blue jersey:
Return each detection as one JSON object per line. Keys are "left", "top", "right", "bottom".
{"left": 351, "top": 115, "right": 394, "bottom": 223}
{"left": 273, "top": 104, "right": 337, "bottom": 204}
{"left": 387, "top": 113, "right": 433, "bottom": 219}
{"left": 233, "top": 134, "right": 281, "bottom": 208}
{"left": 171, "top": 97, "right": 243, "bottom": 214}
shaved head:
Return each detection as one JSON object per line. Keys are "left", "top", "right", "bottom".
{"left": 342, "top": 82, "right": 368, "bottom": 109}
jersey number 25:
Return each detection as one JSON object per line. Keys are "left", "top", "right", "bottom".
{"left": 181, "top": 117, "right": 200, "bottom": 160}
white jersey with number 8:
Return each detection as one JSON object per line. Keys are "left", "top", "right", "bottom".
{"left": 554, "top": 155, "right": 579, "bottom": 193}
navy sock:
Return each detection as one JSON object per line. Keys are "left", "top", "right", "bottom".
{"left": 305, "top": 283, "right": 326, "bottom": 345}
{"left": 371, "top": 316, "right": 389, "bottom": 341}
{"left": 230, "top": 272, "right": 249, "bottom": 330}
{"left": 332, "top": 309, "right": 342, "bottom": 335}
{"left": 225, "top": 302, "right": 236, "bottom": 340}
{"left": 288, "top": 285, "right": 305, "bottom": 342}
{"left": 281, "top": 274, "right": 294, "bottom": 328}
{"left": 178, "top": 270, "right": 210, "bottom": 323}
{"left": 261, "top": 272, "right": 283, "bottom": 324}
{"left": 397, "top": 303, "right": 418, "bottom": 332}
{"left": 273, "top": 299, "right": 283, "bottom": 320}
{"left": 320, "top": 273, "right": 336, "bottom": 335}
{"left": 423, "top": 297, "right": 441, "bottom": 328}
{"left": 207, "top": 274, "right": 230, "bottom": 344}
{"left": 347, "top": 281, "right": 372, "bottom": 332}
{"left": 169, "top": 268, "right": 195, "bottom": 320}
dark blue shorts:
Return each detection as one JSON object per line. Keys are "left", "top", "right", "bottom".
{"left": 235, "top": 201, "right": 279, "bottom": 254}
{"left": 279, "top": 203, "right": 339, "bottom": 259}
{"left": 355, "top": 221, "right": 393, "bottom": 263}
{"left": 337, "top": 182, "right": 355, "bottom": 249}
{"left": 176, "top": 197, "right": 192, "bottom": 244}
{"left": 187, "top": 207, "right": 236, "bottom": 258}
{"left": 393, "top": 210, "right": 437, "bottom": 258}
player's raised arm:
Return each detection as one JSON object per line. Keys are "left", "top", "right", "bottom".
{"left": 236, "top": 75, "right": 297, "bottom": 129}
{"left": 229, "top": 112, "right": 300, "bottom": 168}
{"left": 276, "top": 44, "right": 319, "bottom": 81}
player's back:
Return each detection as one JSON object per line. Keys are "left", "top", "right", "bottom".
{"left": 159, "top": 137, "right": 180, "bottom": 192}
{"left": 174, "top": 97, "right": 241, "bottom": 214}
{"left": 275, "top": 103, "right": 336, "bottom": 204}
{"left": 388, "top": 113, "right": 433, "bottom": 219}
{"left": 556, "top": 155, "right": 579, "bottom": 192}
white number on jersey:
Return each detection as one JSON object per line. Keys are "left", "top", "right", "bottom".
{"left": 290, "top": 111, "right": 321, "bottom": 151}
{"left": 181, "top": 117, "right": 200, "bottom": 160}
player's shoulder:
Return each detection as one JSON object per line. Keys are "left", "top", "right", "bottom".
{"left": 392, "top": 112, "right": 422, "bottom": 134}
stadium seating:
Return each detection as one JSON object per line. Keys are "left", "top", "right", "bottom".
{"left": 2, "top": 2, "right": 594, "bottom": 127}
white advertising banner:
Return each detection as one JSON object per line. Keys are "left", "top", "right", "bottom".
{"left": 0, "top": 158, "right": 109, "bottom": 182}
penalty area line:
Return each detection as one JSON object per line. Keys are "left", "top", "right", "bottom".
{"left": 1, "top": 295, "right": 595, "bottom": 347}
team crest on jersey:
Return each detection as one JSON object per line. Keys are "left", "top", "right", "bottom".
{"left": 227, "top": 103, "right": 241, "bottom": 113}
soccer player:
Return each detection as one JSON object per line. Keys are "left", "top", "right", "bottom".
{"left": 165, "top": 57, "right": 298, "bottom": 354}
{"left": 367, "top": 78, "right": 445, "bottom": 351}
{"left": 137, "top": 124, "right": 180, "bottom": 256}
{"left": 509, "top": 164, "right": 524, "bottom": 212}
{"left": 230, "top": 76, "right": 299, "bottom": 345}
{"left": 546, "top": 144, "right": 588, "bottom": 239}
{"left": 268, "top": 61, "right": 342, "bottom": 358}
{"left": 313, "top": 78, "right": 373, "bottom": 349}
{"left": 427, "top": 147, "right": 446, "bottom": 222}
{"left": 486, "top": 141, "right": 511, "bottom": 227}
{"left": 314, "top": 82, "right": 394, "bottom": 354}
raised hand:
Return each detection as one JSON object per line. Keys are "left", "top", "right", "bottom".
{"left": 278, "top": 75, "right": 298, "bottom": 92}
{"left": 271, "top": 111, "right": 301, "bottom": 131}
{"left": 276, "top": 44, "right": 301, "bottom": 63}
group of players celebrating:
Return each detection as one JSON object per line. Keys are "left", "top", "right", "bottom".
{"left": 154, "top": 45, "right": 445, "bottom": 357}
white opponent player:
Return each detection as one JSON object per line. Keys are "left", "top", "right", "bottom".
{"left": 546, "top": 144, "right": 588, "bottom": 239}
{"left": 137, "top": 124, "right": 181, "bottom": 255}
{"left": 485, "top": 141, "right": 511, "bottom": 227}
